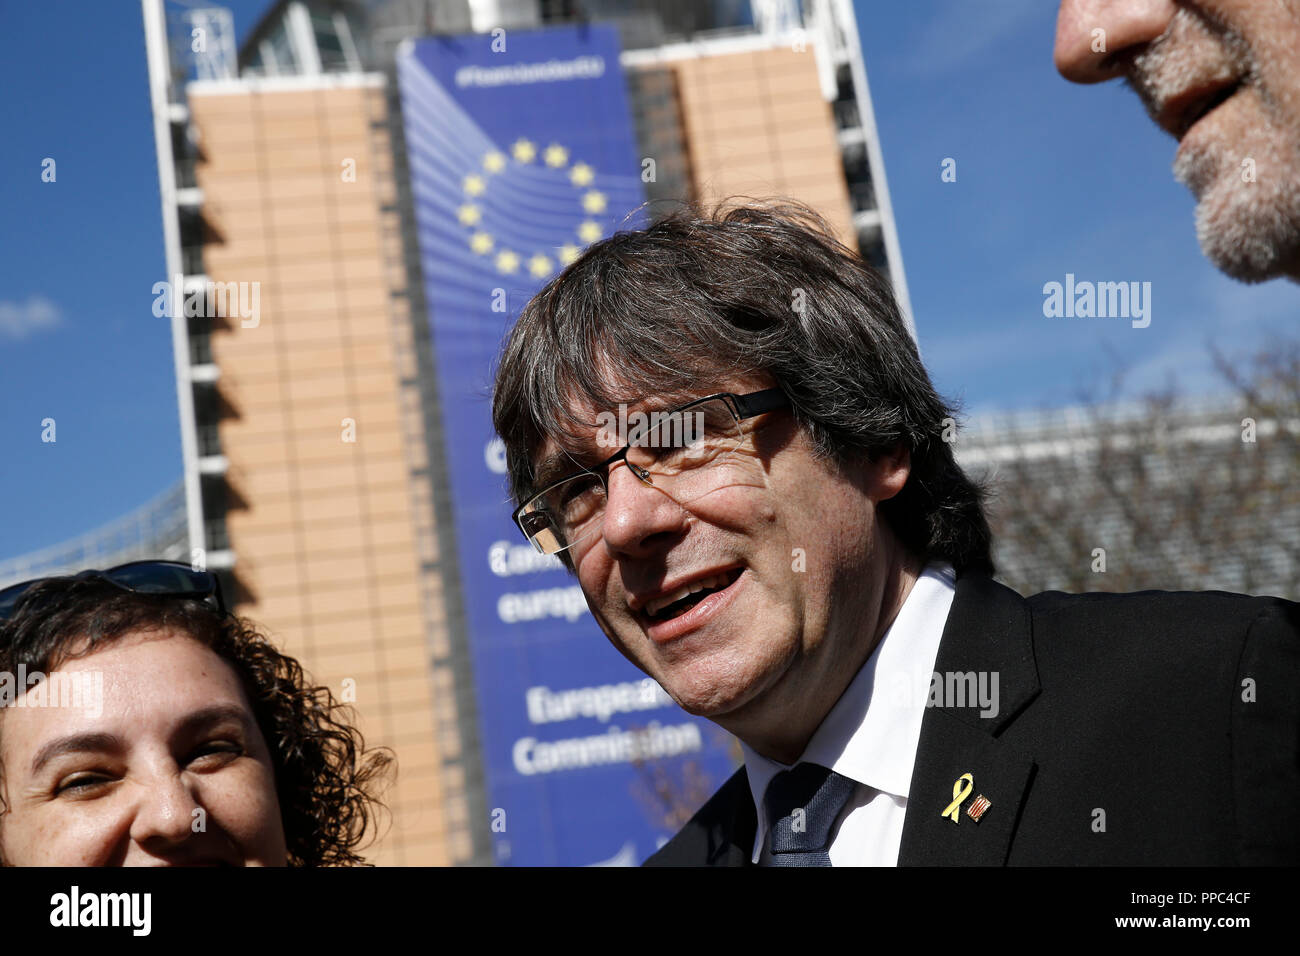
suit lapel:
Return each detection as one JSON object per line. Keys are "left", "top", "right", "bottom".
{"left": 706, "top": 768, "right": 756, "bottom": 866}
{"left": 897, "top": 572, "right": 1040, "bottom": 866}
{"left": 898, "top": 708, "right": 1036, "bottom": 865}
{"left": 645, "top": 766, "right": 754, "bottom": 866}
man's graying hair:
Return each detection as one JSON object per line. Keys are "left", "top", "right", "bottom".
{"left": 491, "top": 197, "right": 993, "bottom": 573}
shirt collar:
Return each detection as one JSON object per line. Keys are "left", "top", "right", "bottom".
{"left": 741, "top": 561, "right": 956, "bottom": 862}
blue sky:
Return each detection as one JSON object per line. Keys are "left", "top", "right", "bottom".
{"left": 0, "top": 0, "right": 1294, "bottom": 559}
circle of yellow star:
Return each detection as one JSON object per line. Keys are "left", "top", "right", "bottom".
{"left": 543, "top": 144, "right": 569, "bottom": 167}
{"left": 458, "top": 146, "right": 609, "bottom": 271}
{"left": 512, "top": 138, "right": 537, "bottom": 163}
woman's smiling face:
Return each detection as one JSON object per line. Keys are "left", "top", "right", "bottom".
{"left": 0, "top": 629, "right": 287, "bottom": 866}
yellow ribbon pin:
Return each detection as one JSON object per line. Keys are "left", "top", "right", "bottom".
{"left": 941, "top": 773, "right": 974, "bottom": 824}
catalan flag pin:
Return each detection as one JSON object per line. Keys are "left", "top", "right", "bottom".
{"left": 966, "top": 794, "right": 992, "bottom": 823}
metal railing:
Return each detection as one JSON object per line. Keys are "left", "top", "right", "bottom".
{"left": 0, "top": 482, "right": 190, "bottom": 587}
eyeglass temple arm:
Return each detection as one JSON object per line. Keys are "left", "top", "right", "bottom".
{"left": 733, "top": 388, "right": 789, "bottom": 419}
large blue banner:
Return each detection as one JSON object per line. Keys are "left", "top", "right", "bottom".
{"left": 396, "top": 25, "right": 738, "bottom": 866}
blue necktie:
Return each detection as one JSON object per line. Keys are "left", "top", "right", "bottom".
{"left": 763, "top": 762, "right": 858, "bottom": 866}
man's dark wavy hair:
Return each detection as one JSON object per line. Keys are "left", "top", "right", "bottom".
{"left": 491, "top": 197, "right": 994, "bottom": 573}
{"left": 0, "top": 578, "right": 393, "bottom": 866}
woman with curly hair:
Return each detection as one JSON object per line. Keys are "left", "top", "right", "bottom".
{"left": 0, "top": 560, "right": 392, "bottom": 866}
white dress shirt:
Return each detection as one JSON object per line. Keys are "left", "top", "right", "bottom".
{"left": 742, "top": 562, "right": 956, "bottom": 866}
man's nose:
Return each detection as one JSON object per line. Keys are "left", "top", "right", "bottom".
{"left": 1055, "top": 0, "right": 1177, "bottom": 82}
{"left": 598, "top": 460, "right": 689, "bottom": 557}
{"left": 129, "top": 770, "right": 202, "bottom": 850}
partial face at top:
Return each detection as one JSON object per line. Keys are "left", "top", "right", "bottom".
{"left": 532, "top": 375, "right": 909, "bottom": 746}
{"left": 1055, "top": 0, "right": 1300, "bottom": 282}
{"left": 0, "top": 630, "right": 288, "bottom": 866}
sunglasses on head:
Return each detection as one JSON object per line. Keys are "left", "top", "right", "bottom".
{"left": 0, "top": 560, "right": 228, "bottom": 623}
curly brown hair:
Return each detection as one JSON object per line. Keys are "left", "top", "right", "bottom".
{"left": 0, "top": 576, "right": 394, "bottom": 866}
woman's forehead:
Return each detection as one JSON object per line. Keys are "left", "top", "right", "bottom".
{"left": 1, "top": 632, "right": 252, "bottom": 753}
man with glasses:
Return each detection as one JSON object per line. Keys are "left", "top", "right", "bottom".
{"left": 491, "top": 199, "right": 1298, "bottom": 866}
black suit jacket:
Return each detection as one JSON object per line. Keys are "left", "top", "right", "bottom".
{"left": 644, "top": 572, "right": 1299, "bottom": 865}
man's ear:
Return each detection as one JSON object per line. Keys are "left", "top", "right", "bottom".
{"left": 870, "top": 442, "right": 911, "bottom": 503}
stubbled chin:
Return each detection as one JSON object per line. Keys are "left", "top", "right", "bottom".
{"left": 1193, "top": 171, "right": 1300, "bottom": 282}
{"left": 1175, "top": 112, "right": 1300, "bottom": 282}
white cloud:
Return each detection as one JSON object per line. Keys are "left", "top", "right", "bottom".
{"left": 0, "top": 295, "right": 62, "bottom": 341}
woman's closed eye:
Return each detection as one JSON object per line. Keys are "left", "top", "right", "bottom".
{"left": 185, "top": 739, "right": 245, "bottom": 770}
{"left": 54, "top": 769, "right": 117, "bottom": 798}
{"left": 48, "top": 739, "right": 244, "bottom": 797}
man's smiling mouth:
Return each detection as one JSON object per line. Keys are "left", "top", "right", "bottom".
{"left": 629, "top": 567, "right": 743, "bottom": 621}
{"left": 630, "top": 566, "right": 746, "bottom": 641}
{"left": 643, "top": 568, "right": 742, "bottom": 621}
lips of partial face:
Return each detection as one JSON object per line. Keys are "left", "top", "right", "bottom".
{"left": 632, "top": 566, "right": 744, "bottom": 623}
{"left": 1157, "top": 77, "right": 1244, "bottom": 140}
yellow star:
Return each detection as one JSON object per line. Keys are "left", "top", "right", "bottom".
{"left": 544, "top": 144, "right": 569, "bottom": 167}
{"left": 463, "top": 173, "right": 486, "bottom": 196}
{"left": 581, "top": 190, "right": 607, "bottom": 214}
{"left": 578, "top": 220, "right": 603, "bottom": 243}
{"left": 483, "top": 151, "right": 507, "bottom": 173}
{"left": 558, "top": 243, "right": 581, "bottom": 265}
{"left": 495, "top": 249, "right": 520, "bottom": 273}
{"left": 458, "top": 204, "right": 482, "bottom": 225}
{"left": 569, "top": 162, "right": 595, "bottom": 186}
{"left": 528, "top": 254, "right": 553, "bottom": 278}
{"left": 512, "top": 139, "right": 537, "bottom": 163}
{"left": 469, "top": 231, "right": 494, "bottom": 254}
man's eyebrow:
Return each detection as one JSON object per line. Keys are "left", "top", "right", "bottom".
{"left": 529, "top": 390, "right": 713, "bottom": 491}
{"left": 622, "top": 390, "right": 708, "bottom": 416}
{"left": 30, "top": 732, "right": 125, "bottom": 775}
{"left": 533, "top": 450, "right": 597, "bottom": 490}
